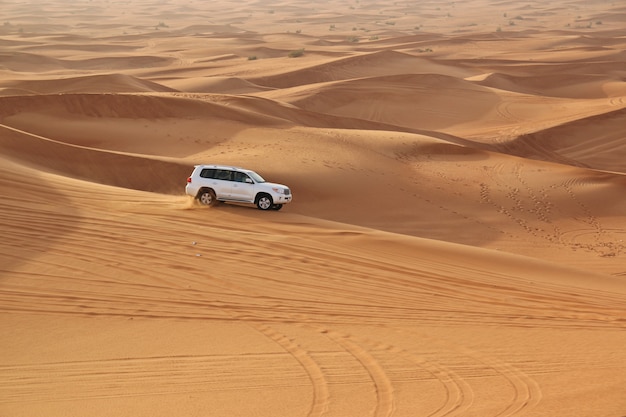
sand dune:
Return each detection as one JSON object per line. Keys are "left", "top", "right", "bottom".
{"left": 248, "top": 50, "right": 475, "bottom": 88}
{"left": 164, "top": 76, "right": 273, "bottom": 94}
{"left": 0, "top": 124, "right": 189, "bottom": 193}
{"left": 475, "top": 72, "right": 622, "bottom": 98}
{"left": 495, "top": 107, "right": 626, "bottom": 172}
{"left": 1, "top": 0, "right": 626, "bottom": 416}
{"left": 0, "top": 73, "right": 177, "bottom": 95}
{"left": 259, "top": 73, "right": 501, "bottom": 131}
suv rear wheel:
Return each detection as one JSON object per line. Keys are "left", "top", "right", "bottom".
{"left": 256, "top": 194, "right": 273, "bottom": 210}
{"left": 198, "top": 189, "right": 217, "bottom": 206}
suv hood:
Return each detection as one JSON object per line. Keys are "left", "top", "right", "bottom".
{"left": 263, "top": 182, "right": 290, "bottom": 190}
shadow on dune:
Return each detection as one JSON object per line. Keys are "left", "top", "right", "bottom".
{"left": 494, "top": 107, "right": 626, "bottom": 173}
{"left": 0, "top": 157, "right": 80, "bottom": 277}
{"left": 256, "top": 73, "right": 502, "bottom": 131}
{"left": 0, "top": 74, "right": 178, "bottom": 95}
{"left": 0, "top": 92, "right": 489, "bottom": 155}
{"left": 0, "top": 124, "right": 192, "bottom": 194}
{"left": 248, "top": 50, "right": 472, "bottom": 88}
{"left": 0, "top": 93, "right": 283, "bottom": 123}
{"left": 0, "top": 51, "right": 175, "bottom": 73}
{"left": 474, "top": 72, "right": 622, "bottom": 98}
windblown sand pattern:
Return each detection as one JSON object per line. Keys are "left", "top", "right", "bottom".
{"left": 1, "top": 0, "right": 625, "bottom": 416}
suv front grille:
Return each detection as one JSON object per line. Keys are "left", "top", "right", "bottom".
{"left": 284, "top": 189, "right": 291, "bottom": 196}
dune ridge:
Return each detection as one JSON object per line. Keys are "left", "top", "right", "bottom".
{"left": 0, "top": 73, "right": 178, "bottom": 95}
{"left": 495, "top": 107, "right": 626, "bottom": 172}
{"left": 0, "top": 124, "right": 189, "bottom": 193}
{"left": 1, "top": 0, "right": 625, "bottom": 416}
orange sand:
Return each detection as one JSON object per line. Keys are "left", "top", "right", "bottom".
{"left": 1, "top": 0, "right": 625, "bottom": 416}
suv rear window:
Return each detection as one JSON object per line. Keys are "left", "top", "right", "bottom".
{"left": 200, "top": 168, "right": 216, "bottom": 178}
{"left": 200, "top": 168, "right": 233, "bottom": 181}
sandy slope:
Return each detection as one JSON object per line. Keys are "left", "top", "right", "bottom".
{"left": 1, "top": 0, "right": 626, "bottom": 416}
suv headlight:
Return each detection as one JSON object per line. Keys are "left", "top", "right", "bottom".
{"left": 272, "top": 187, "right": 285, "bottom": 194}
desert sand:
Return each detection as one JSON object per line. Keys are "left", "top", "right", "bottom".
{"left": 1, "top": 0, "right": 626, "bottom": 416}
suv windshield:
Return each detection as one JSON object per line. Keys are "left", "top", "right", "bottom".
{"left": 248, "top": 171, "right": 265, "bottom": 183}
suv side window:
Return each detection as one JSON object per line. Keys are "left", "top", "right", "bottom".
{"left": 233, "top": 171, "right": 251, "bottom": 183}
{"left": 216, "top": 169, "right": 233, "bottom": 181}
{"left": 200, "top": 168, "right": 217, "bottom": 178}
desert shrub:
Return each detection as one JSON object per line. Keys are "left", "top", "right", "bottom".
{"left": 288, "top": 48, "right": 305, "bottom": 58}
{"left": 248, "top": 55, "right": 258, "bottom": 60}
{"left": 347, "top": 36, "right": 359, "bottom": 43}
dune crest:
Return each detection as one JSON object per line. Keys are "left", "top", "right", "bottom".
{"left": 0, "top": 73, "right": 176, "bottom": 95}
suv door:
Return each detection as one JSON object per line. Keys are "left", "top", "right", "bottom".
{"left": 202, "top": 168, "right": 233, "bottom": 199}
{"left": 230, "top": 171, "right": 255, "bottom": 202}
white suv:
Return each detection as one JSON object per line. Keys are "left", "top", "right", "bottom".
{"left": 185, "top": 165, "right": 292, "bottom": 210}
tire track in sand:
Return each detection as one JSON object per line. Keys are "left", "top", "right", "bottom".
{"left": 255, "top": 324, "right": 330, "bottom": 417}
{"left": 0, "top": 353, "right": 311, "bottom": 404}
{"left": 327, "top": 332, "right": 474, "bottom": 417}
{"left": 405, "top": 328, "right": 542, "bottom": 417}
{"left": 454, "top": 343, "right": 542, "bottom": 417}
{"left": 322, "top": 330, "right": 395, "bottom": 417}
{"left": 490, "top": 356, "right": 542, "bottom": 417}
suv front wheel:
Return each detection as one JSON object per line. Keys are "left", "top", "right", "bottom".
{"left": 256, "top": 194, "right": 273, "bottom": 210}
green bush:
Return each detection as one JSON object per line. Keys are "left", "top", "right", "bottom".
{"left": 288, "top": 48, "right": 305, "bottom": 58}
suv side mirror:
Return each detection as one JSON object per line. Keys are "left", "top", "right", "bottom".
{"left": 245, "top": 178, "right": 253, "bottom": 184}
